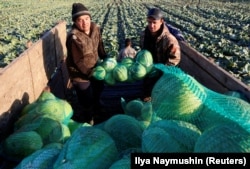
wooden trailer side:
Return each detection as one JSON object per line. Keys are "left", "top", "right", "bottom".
{"left": 0, "top": 22, "right": 67, "bottom": 141}
{"left": 179, "top": 41, "right": 250, "bottom": 102}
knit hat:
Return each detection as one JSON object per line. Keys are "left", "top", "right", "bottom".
{"left": 147, "top": 8, "right": 164, "bottom": 20}
{"left": 72, "top": 3, "right": 91, "bottom": 21}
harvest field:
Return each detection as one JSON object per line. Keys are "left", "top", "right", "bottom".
{"left": 0, "top": 0, "right": 249, "bottom": 85}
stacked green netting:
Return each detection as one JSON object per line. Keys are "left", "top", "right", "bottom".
{"left": 142, "top": 120, "right": 201, "bottom": 153}
{"left": 142, "top": 127, "right": 181, "bottom": 153}
{"left": 109, "top": 156, "right": 131, "bottom": 169}
{"left": 121, "top": 98, "right": 144, "bottom": 118}
{"left": 103, "top": 114, "right": 144, "bottom": 153}
{"left": 53, "top": 126, "right": 118, "bottom": 169}
{"left": 121, "top": 98, "right": 154, "bottom": 129}
{"left": 14, "top": 147, "right": 61, "bottom": 169}
{"left": 104, "top": 114, "right": 143, "bottom": 153}
{"left": 203, "top": 89, "right": 250, "bottom": 133}
{"left": 194, "top": 122, "right": 250, "bottom": 152}
{"left": 151, "top": 64, "right": 250, "bottom": 135}
{"left": 151, "top": 64, "right": 207, "bottom": 121}
{"left": 16, "top": 116, "right": 71, "bottom": 145}
{"left": 150, "top": 120, "right": 201, "bottom": 151}
{"left": 3, "top": 131, "right": 43, "bottom": 159}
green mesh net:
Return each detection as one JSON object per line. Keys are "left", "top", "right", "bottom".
{"left": 14, "top": 147, "right": 60, "bottom": 169}
{"left": 109, "top": 156, "right": 131, "bottom": 169}
{"left": 103, "top": 114, "right": 144, "bottom": 153}
{"left": 53, "top": 126, "right": 118, "bottom": 169}
{"left": 16, "top": 116, "right": 71, "bottom": 145}
{"left": 152, "top": 64, "right": 207, "bottom": 121}
{"left": 194, "top": 122, "right": 250, "bottom": 152}
{"left": 142, "top": 127, "right": 182, "bottom": 153}
{"left": 3, "top": 131, "right": 43, "bottom": 159}
{"left": 151, "top": 64, "right": 250, "bottom": 134}
{"left": 147, "top": 119, "right": 201, "bottom": 152}
{"left": 204, "top": 89, "right": 250, "bottom": 133}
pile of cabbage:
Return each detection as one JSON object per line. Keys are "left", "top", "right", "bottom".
{"left": 2, "top": 91, "right": 74, "bottom": 159}
{"left": 92, "top": 49, "right": 158, "bottom": 85}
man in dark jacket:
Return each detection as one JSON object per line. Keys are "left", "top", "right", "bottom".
{"left": 140, "top": 8, "right": 181, "bottom": 102}
{"left": 66, "top": 3, "right": 107, "bottom": 124}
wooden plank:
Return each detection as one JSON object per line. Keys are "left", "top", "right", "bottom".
{"left": 46, "top": 22, "right": 68, "bottom": 99}
{"left": 27, "top": 33, "right": 54, "bottom": 99}
{"left": 180, "top": 52, "right": 228, "bottom": 93}
{"left": 0, "top": 52, "right": 34, "bottom": 140}
{"left": 179, "top": 41, "right": 250, "bottom": 101}
{"left": 0, "top": 22, "right": 67, "bottom": 141}
{"left": 54, "top": 21, "right": 67, "bottom": 64}
{"left": 0, "top": 52, "right": 34, "bottom": 113}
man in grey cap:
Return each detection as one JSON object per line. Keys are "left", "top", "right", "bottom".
{"left": 140, "top": 8, "right": 181, "bottom": 102}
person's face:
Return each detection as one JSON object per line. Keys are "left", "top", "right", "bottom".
{"left": 75, "top": 15, "right": 91, "bottom": 33}
{"left": 147, "top": 17, "right": 163, "bottom": 33}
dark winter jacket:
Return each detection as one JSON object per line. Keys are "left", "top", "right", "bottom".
{"left": 66, "top": 22, "right": 107, "bottom": 82}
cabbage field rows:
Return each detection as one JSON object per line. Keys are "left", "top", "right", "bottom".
{"left": 0, "top": 0, "right": 249, "bottom": 85}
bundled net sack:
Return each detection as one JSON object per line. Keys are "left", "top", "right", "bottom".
{"left": 14, "top": 147, "right": 61, "bottom": 169}
{"left": 152, "top": 64, "right": 250, "bottom": 133}
{"left": 118, "top": 147, "right": 142, "bottom": 159}
{"left": 103, "top": 114, "right": 144, "bottom": 153}
{"left": 188, "top": 103, "right": 230, "bottom": 132}
{"left": 14, "top": 113, "right": 41, "bottom": 130}
{"left": 109, "top": 156, "right": 131, "bottom": 169}
{"left": 15, "top": 115, "right": 71, "bottom": 145}
{"left": 121, "top": 98, "right": 144, "bottom": 118}
{"left": 43, "top": 142, "right": 63, "bottom": 149}
{"left": 194, "top": 122, "right": 250, "bottom": 152}
{"left": 148, "top": 119, "right": 201, "bottom": 152}
{"left": 139, "top": 101, "right": 154, "bottom": 122}
{"left": 224, "top": 90, "right": 248, "bottom": 102}
{"left": 142, "top": 119, "right": 201, "bottom": 153}
{"left": 202, "top": 89, "right": 250, "bottom": 133}
{"left": 142, "top": 127, "right": 181, "bottom": 153}
{"left": 3, "top": 131, "right": 43, "bottom": 159}
{"left": 151, "top": 64, "right": 207, "bottom": 121}
{"left": 121, "top": 98, "right": 154, "bottom": 129}
{"left": 53, "top": 126, "right": 118, "bottom": 169}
